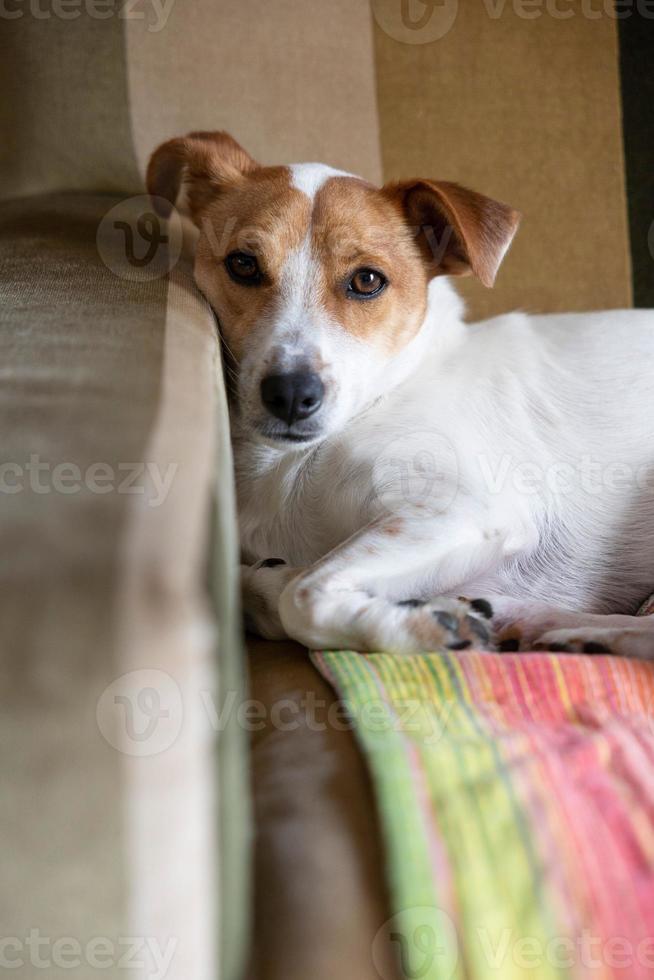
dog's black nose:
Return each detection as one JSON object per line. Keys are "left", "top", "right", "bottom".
{"left": 260, "top": 371, "right": 324, "bottom": 425}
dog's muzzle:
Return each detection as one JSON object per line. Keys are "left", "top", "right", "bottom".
{"left": 260, "top": 370, "right": 324, "bottom": 427}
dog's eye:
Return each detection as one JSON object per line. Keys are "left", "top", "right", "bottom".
{"left": 225, "top": 251, "right": 262, "bottom": 285}
{"left": 347, "top": 268, "right": 387, "bottom": 298}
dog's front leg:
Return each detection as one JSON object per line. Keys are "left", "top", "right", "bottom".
{"left": 241, "top": 559, "right": 304, "bottom": 640}
{"left": 277, "top": 509, "right": 521, "bottom": 653}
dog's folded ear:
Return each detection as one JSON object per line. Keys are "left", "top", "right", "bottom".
{"left": 146, "top": 131, "right": 259, "bottom": 221}
{"left": 387, "top": 179, "right": 520, "bottom": 287}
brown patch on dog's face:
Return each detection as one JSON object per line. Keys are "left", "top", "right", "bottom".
{"left": 309, "top": 177, "right": 429, "bottom": 354}
{"left": 148, "top": 132, "right": 519, "bottom": 368}
{"left": 194, "top": 170, "right": 431, "bottom": 361}
{"left": 194, "top": 167, "right": 312, "bottom": 359}
{"left": 147, "top": 132, "right": 519, "bottom": 446}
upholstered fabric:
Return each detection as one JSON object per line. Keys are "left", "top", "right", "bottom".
{"left": 2, "top": 6, "right": 652, "bottom": 980}
{"left": 3, "top": 1, "right": 649, "bottom": 320}
{"left": 0, "top": 20, "right": 140, "bottom": 197}
{"left": 122, "top": 0, "right": 383, "bottom": 185}
{"left": 0, "top": 193, "right": 219, "bottom": 979}
{"left": 617, "top": 11, "right": 654, "bottom": 307}
{"left": 247, "top": 639, "right": 399, "bottom": 980}
{"left": 373, "top": 0, "right": 633, "bottom": 319}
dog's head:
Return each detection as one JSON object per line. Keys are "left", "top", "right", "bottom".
{"left": 147, "top": 131, "right": 519, "bottom": 448}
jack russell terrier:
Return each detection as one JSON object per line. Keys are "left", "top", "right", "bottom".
{"left": 148, "top": 131, "right": 654, "bottom": 658}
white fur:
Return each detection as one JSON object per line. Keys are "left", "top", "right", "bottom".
{"left": 234, "top": 233, "right": 391, "bottom": 443}
{"left": 289, "top": 162, "right": 352, "bottom": 199}
{"left": 233, "top": 174, "right": 654, "bottom": 656}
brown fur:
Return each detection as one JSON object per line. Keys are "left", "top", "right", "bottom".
{"left": 387, "top": 179, "right": 521, "bottom": 288}
{"left": 146, "top": 131, "right": 520, "bottom": 361}
{"left": 310, "top": 177, "right": 428, "bottom": 354}
{"left": 194, "top": 167, "right": 311, "bottom": 357}
{"left": 147, "top": 130, "right": 259, "bottom": 218}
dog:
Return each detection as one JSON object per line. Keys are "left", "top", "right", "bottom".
{"left": 147, "top": 131, "right": 654, "bottom": 658}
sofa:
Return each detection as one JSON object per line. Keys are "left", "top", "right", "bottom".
{"left": 1, "top": 4, "right": 651, "bottom": 979}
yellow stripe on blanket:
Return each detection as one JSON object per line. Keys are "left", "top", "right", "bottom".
{"left": 313, "top": 649, "right": 654, "bottom": 980}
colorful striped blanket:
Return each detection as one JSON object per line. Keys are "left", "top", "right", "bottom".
{"left": 312, "top": 649, "right": 654, "bottom": 980}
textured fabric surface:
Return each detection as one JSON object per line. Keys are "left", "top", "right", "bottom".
{"left": 0, "top": 194, "right": 218, "bottom": 979}
{"left": 313, "top": 648, "right": 654, "bottom": 980}
{"left": 372, "top": 0, "right": 633, "bottom": 320}
{"left": 0, "top": 18, "right": 140, "bottom": 197}
{"left": 247, "top": 638, "right": 399, "bottom": 980}
{"left": 124, "top": 0, "right": 383, "bottom": 184}
{"left": 617, "top": 12, "right": 654, "bottom": 308}
{"left": 3, "top": 7, "right": 652, "bottom": 978}
{"left": 114, "top": 253, "right": 220, "bottom": 980}
{"left": 2, "top": 3, "right": 648, "bottom": 309}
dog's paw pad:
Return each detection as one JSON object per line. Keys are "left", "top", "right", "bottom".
{"left": 342, "top": 594, "right": 497, "bottom": 655}
{"left": 583, "top": 641, "right": 610, "bottom": 654}
{"left": 433, "top": 611, "right": 459, "bottom": 632}
{"left": 532, "top": 630, "right": 614, "bottom": 654}
{"left": 498, "top": 637, "right": 520, "bottom": 652}
{"left": 257, "top": 558, "right": 286, "bottom": 569}
{"left": 419, "top": 597, "right": 495, "bottom": 651}
{"left": 469, "top": 598, "right": 494, "bottom": 620}
{"left": 447, "top": 639, "right": 472, "bottom": 651}
{"left": 466, "top": 615, "right": 492, "bottom": 645}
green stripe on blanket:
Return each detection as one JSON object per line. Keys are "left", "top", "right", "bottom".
{"left": 312, "top": 649, "right": 654, "bottom": 980}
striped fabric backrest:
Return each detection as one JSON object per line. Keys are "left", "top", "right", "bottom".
{"left": 1, "top": 1, "right": 650, "bottom": 315}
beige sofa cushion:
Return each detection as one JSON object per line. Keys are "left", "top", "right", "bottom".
{"left": 0, "top": 193, "right": 219, "bottom": 980}
{"left": 0, "top": 2, "right": 382, "bottom": 200}
{"left": 1, "top": 3, "right": 633, "bottom": 320}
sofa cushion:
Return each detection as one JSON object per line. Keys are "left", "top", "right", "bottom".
{"left": 0, "top": 3, "right": 382, "bottom": 200}
{"left": 0, "top": 192, "right": 236, "bottom": 980}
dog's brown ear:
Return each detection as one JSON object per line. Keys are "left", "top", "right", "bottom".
{"left": 387, "top": 179, "right": 520, "bottom": 287}
{"left": 146, "top": 131, "right": 259, "bottom": 221}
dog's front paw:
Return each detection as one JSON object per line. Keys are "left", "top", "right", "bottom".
{"left": 241, "top": 559, "right": 300, "bottom": 640}
{"left": 278, "top": 581, "right": 495, "bottom": 654}
{"left": 394, "top": 596, "right": 495, "bottom": 652}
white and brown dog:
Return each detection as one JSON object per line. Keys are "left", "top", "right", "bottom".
{"left": 148, "top": 131, "right": 654, "bottom": 658}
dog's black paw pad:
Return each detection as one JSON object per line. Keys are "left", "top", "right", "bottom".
{"left": 469, "top": 598, "right": 494, "bottom": 620}
{"left": 499, "top": 637, "right": 520, "bottom": 652}
{"left": 433, "top": 611, "right": 459, "bottom": 632}
{"left": 548, "top": 642, "right": 572, "bottom": 652}
{"left": 447, "top": 639, "right": 472, "bottom": 651}
{"left": 466, "top": 616, "right": 491, "bottom": 644}
{"left": 258, "top": 558, "right": 286, "bottom": 569}
{"left": 583, "top": 641, "right": 610, "bottom": 654}
{"left": 397, "top": 598, "right": 426, "bottom": 608}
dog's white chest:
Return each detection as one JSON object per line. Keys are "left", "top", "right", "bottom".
{"left": 235, "top": 441, "right": 372, "bottom": 566}
{"left": 235, "top": 451, "right": 323, "bottom": 565}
